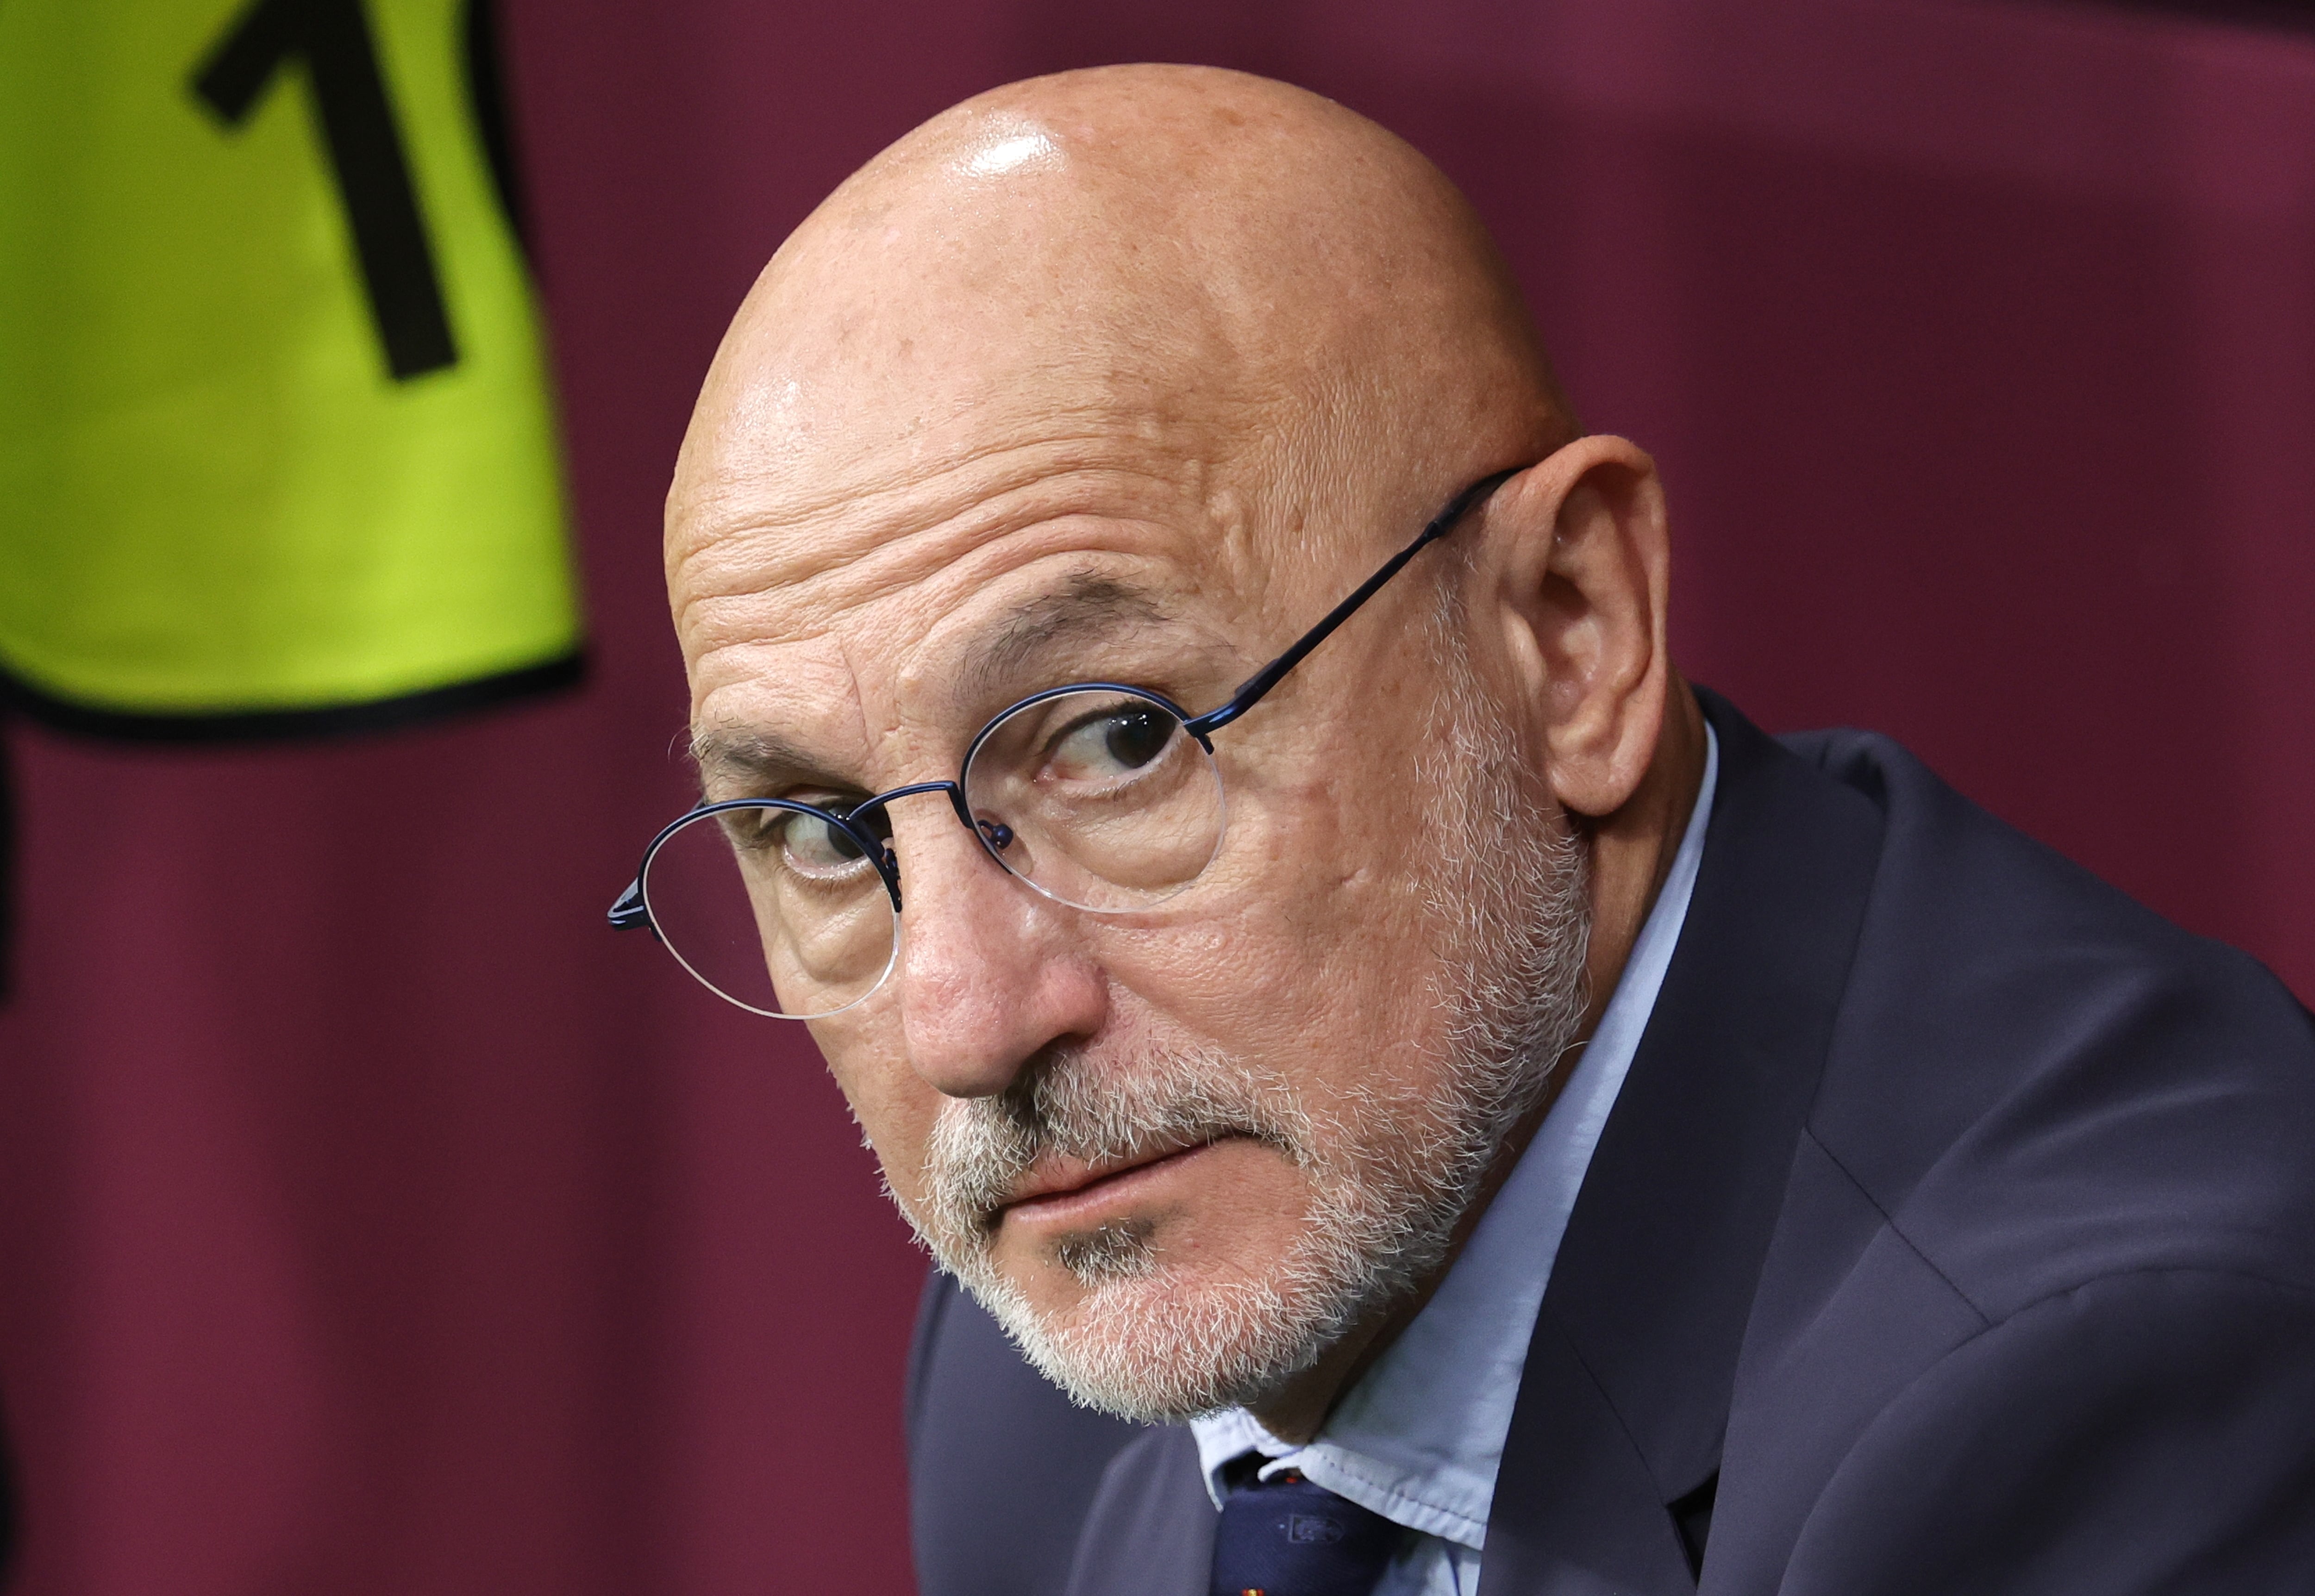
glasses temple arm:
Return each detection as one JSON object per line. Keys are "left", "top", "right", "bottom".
{"left": 608, "top": 876, "right": 652, "bottom": 931}
{"left": 1185, "top": 467, "right": 1519, "bottom": 738}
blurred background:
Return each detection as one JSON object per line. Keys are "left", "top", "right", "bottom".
{"left": 1, "top": 0, "right": 2311, "bottom": 1591}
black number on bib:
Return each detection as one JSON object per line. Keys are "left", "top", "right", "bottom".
{"left": 195, "top": 0, "right": 458, "bottom": 380}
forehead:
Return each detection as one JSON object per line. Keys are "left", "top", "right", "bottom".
{"left": 669, "top": 386, "right": 1290, "bottom": 782}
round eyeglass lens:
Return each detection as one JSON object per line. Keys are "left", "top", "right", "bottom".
{"left": 961, "top": 687, "right": 1226, "bottom": 911}
{"left": 640, "top": 800, "right": 897, "bottom": 1018}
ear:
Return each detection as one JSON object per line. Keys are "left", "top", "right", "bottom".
{"left": 1483, "top": 435, "right": 1672, "bottom": 818}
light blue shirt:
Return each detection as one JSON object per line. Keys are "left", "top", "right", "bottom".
{"left": 1190, "top": 724, "right": 1719, "bottom": 1596}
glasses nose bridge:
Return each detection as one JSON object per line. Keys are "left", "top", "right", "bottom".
{"left": 849, "top": 778, "right": 973, "bottom": 835}
{"left": 853, "top": 776, "right": 1025, "bottom": 904}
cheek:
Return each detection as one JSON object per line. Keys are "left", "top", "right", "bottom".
{"left": 1101, "top": 772, "right": 1444, "bottom": 1087}
{"left": 813, "top": 1022, "right": 943, "bottom": 1208}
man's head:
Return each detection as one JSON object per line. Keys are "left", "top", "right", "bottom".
{"left": 666, "top": 66, "right": 1686, "bottom": 1424}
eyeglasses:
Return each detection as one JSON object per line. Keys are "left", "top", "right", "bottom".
{"left": 609, "top": 466, "right": 1522, "bottom": 1018}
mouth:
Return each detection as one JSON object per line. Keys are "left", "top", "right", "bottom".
{"left": 995, "top": 1137, "right": 1235, "bottom": 1230}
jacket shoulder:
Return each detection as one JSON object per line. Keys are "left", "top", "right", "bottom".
{"left": 1779, "top": 723, "right": 2315, "bottom": 1314}
{"left": 1708, "top": 724, "right": 2315, "bottom": 1590}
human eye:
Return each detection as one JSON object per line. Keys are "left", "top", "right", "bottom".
{"left": 787, "top": 809, "right": 876, "bottom": 876}
{"left": 720, "top": 801, "right": 877, "bottom": 881}
{"left": 1043, "top": 699, "right": 1181, "bottom": 788}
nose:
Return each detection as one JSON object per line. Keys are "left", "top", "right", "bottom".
{"left": 882, "top": 796, "right": 1108, "bottom": 1099}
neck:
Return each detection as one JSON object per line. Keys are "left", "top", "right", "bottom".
{"left": 1245, "top": 677, "right": 1710, "bottom": 1445}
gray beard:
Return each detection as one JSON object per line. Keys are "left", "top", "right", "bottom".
{"left": 896, "top": 617, "right": 1593, "bottom": 1423}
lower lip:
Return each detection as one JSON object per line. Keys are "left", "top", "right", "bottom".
{"left": 1000, "top": 1140, "right": 1229, "bottom": 1230}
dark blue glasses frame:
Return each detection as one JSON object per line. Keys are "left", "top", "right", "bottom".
{"left": 609, "top": 465, "right": 1521, "bottom": 929}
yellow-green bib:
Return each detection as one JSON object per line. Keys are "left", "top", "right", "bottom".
{"left": 0, "top": 0, "right": 580, "bottom": 731}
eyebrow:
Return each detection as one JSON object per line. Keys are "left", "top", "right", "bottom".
{"left": 960, "top": 572, "right": 1178, "bottom": 704}
{"left": 688, "top": 725, "right": 843, "bottom": 793}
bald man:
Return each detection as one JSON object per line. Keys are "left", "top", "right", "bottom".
{"left": 619, "top": 65, "right": 2315, "bottom": 1596}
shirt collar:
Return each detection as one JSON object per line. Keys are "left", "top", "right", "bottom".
{"left": 1190, "top": 723, "right": 1721, "bottom": 1547}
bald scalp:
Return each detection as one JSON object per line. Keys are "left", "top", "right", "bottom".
{"left": 670, "top": 66, "right": 1574, "bottom": 593}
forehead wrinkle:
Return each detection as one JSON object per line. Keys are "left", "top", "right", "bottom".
{"left": 672, "top": 423, "right": 1161, "bottom": 598}
{"left": 669, "top": 351, "right": 1279, "bottom": 591}
{"left": 675, "top": 448, "right": 1261, "bottom": 669}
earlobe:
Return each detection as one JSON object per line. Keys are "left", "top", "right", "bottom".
{"left": 1488, "top": 436, "right": 1671, "bottom": 820}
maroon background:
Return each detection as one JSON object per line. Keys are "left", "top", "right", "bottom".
{"left": 4, "top": 0, "right": 2312, "bottom": 1591}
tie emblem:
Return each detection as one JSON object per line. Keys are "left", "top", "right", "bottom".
{"left": 1286, "top": 1513, "right": 1346, "bottom": 1545}
{"left": 1209, "top": 1466, "right": 1401, "bottom": 1596}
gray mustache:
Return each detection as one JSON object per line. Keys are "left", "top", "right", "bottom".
{"left": 921, "top": 1046, "right": 1310, "bottom": 1240}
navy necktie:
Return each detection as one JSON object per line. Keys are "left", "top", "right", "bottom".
{"left": 1209, "top": 1466, "right": 1402, "bottom": 1596}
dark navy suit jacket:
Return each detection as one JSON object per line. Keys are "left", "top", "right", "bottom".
{"left": 907, "top": 692, "right": 2315, "bottom": 1595}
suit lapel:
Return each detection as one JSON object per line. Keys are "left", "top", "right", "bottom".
{"left": 1479, "top": 692, "right": 1885, "bottom": 1595}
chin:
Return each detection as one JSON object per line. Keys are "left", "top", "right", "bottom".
{"left": 962, "top": 1227, "right": 1371, "bottom": 1424}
